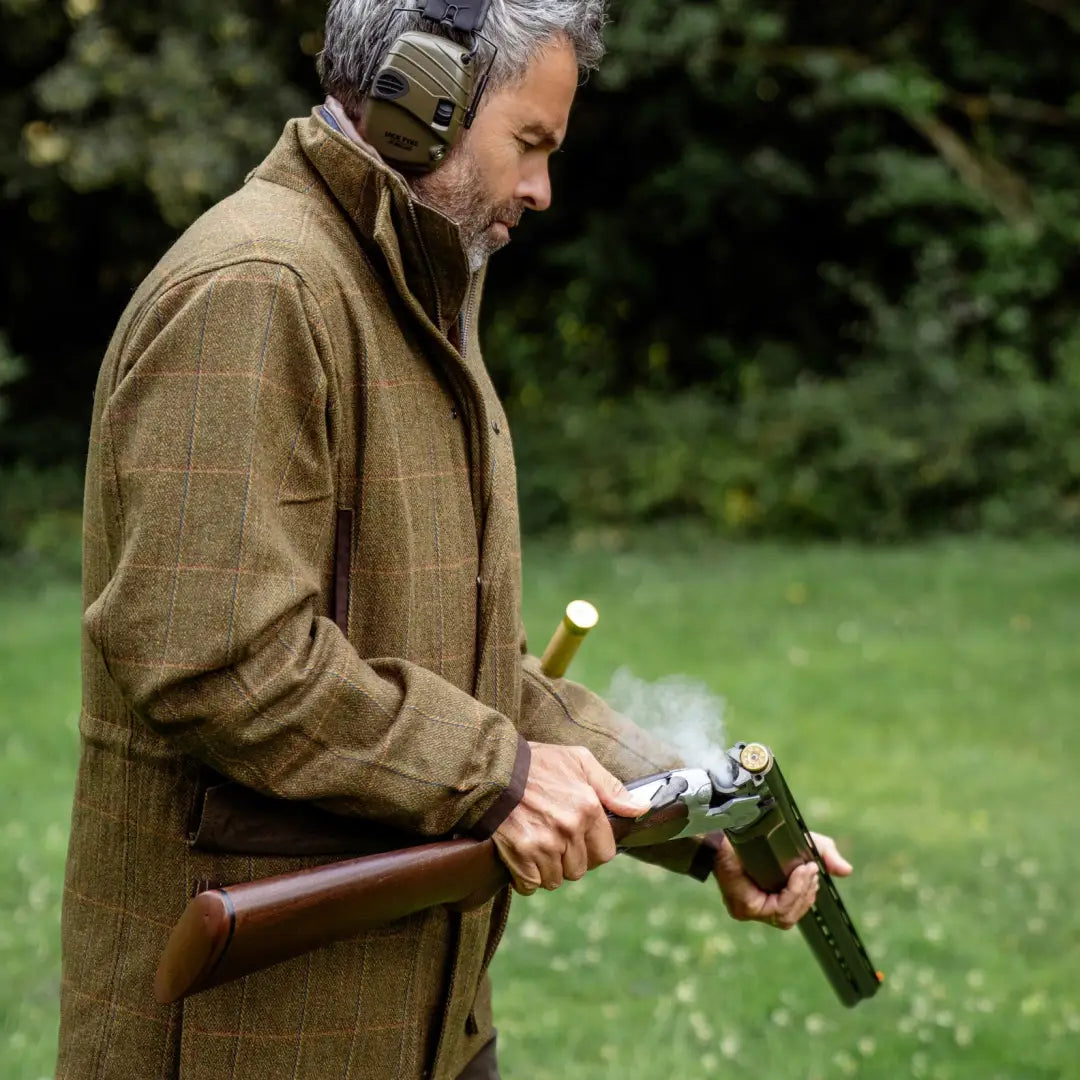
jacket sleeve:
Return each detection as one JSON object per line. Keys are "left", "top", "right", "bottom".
{"left": 84, "top": 264, "right": 526, "bottom": 840}
{"left": 517, "top": 647, "right": 722, "bottom": 880}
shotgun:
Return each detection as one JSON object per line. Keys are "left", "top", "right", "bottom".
{"left": 153, "top": 603, "right": 883, "bottom": 1008}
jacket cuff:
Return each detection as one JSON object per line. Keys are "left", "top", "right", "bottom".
{"left": 687, "top": 831, "right": 728, "bottom": 882}
{"left": 468, "top": 736, "right": 531, "bottom": 839}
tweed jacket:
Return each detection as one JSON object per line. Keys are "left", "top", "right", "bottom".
{"left": 57, "top": 107, "right": 713, "bottom": 1080}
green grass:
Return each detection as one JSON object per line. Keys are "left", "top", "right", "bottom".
{"left": 499, "top": 532, "right": 1080, "bottom": 1080}
{"left": 3, "top": 535, "right": 1079, "bottom": 1079}
{"left": 0, "top": 580, "right": 82, "bottom": 1076}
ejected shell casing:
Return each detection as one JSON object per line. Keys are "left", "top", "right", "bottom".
{"left": 539, "top": 600, "right": 599, "bottom": 678}
{"left": 739, "top": 742, "right": 772, "bottom": 773}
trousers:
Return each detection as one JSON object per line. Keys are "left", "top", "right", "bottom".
{"left": 455, "top": 1036, "right": 499, "bottom": 1080}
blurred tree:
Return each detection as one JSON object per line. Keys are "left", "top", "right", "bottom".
{"left": 0, "top": 0, "right": 324, "bottom": 462}
{"left": 2, "top": 0, "right": 1079, "bottom": 536}
{"left": 0, "top": 331, "right": 23, "bottom": 424}
{"left": 484, "top": 0, "right": 1080, "bottom": 534}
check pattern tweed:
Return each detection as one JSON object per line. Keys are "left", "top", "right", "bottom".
{"left": 57, "top": 108, "right": 710, "bottom": 1080}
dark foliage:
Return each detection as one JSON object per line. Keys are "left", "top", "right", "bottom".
{"left": 2, "top": 0, "right": 1079, "bottom": 543}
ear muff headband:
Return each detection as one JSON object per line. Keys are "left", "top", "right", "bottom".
{"left": 362, "top": 0, "right": 495, "bottom": 170}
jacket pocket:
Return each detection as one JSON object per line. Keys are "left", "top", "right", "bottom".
{"left": 188, "top": 777, "right": 416, "bottom": 857}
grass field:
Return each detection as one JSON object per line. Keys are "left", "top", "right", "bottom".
{"left": 2, "top": 534, "right": 1078, "bottom": 1079}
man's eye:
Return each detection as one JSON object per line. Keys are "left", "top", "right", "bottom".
{"left": 516, "top": 136, "right": 538, "bottom": 151}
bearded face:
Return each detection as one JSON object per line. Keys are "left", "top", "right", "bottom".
{"left": 410, "top": 137, "right": 525, "bottom": 273}
{"left": 405, "top": 39, "right": 577, "bottom": 274}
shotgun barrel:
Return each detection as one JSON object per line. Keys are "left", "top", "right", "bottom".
{"left": 723, "top": 744, "right": 882, "bottom": 1006}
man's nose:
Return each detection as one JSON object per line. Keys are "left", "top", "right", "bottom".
{"left": 516, "top": 160, "right": 552, "bottom": 212}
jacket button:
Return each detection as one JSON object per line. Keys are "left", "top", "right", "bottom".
{"left": 491, "top": 419, "right": 500, "bottom": 434}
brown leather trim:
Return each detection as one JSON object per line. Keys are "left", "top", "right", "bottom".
{"left": 688, "top": 831, "right": 727, "bottom": 882}
{"left": 188, "top": 780, "right": 418, "bottom": 856}
{"left": 332, "top": 507, "right": 353, "bottom": 633}
{"left": 468, "top": 737, "right": 530, "bottom": 839}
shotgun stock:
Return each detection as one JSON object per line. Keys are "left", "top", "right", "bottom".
{"left": 154, "top": 599, "right": 607, "bottom": 1004}
{"left": 153, "top": 797, "right": 692, "bottom": 1004}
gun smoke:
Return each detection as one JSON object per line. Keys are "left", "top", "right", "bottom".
{"left": 605, "top": 666, "right": 729, "bottom": 772}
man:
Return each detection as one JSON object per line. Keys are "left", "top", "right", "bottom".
{"left": 57, "top": 1, "right": 851, "bottom": 1078}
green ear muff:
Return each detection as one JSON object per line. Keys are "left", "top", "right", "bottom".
{"left": 361, "top": 0, "right": 494, "bottom": 172}
{"left": 362, "top": 30, "right": 478, "bottom": 170}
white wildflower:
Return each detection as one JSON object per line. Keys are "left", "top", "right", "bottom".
{"left": 831, "top": 1051, "right": 857, "bottom": 1076}
{"left": 688, "top": 1012, "right": 712, "bottom": 1043}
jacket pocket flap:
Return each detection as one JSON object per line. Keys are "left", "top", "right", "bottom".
{"left": 190, "top": 780, "right": 415, "bottom": 856}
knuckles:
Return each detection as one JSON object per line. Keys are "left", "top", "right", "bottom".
{"left": 552, "top": 797, "right": 603, "bottom": 839}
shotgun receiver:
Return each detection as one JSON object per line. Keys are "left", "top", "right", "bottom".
{"left": 153, "top": 738, "right": 882, "bottom": 1008}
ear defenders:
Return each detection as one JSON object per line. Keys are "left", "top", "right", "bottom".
{"left": 362, "top": 0, "right": 494, "bottom": 171}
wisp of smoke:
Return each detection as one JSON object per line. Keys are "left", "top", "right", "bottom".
{"left": 605, "top": 666, "right": 729, "bottom": 771}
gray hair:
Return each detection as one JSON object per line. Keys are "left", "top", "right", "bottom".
{"left": 319, "top": 0, "right": 607, "bottom": 117}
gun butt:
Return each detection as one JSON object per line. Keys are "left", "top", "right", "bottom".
{"left": 153, "top": 890, "right": 234, "bottom": 1005}
{"left": 153, "top": 836, "right": 507, "bottom": 1003}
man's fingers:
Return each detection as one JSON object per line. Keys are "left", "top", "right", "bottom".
{"left": 716, "top": 844, "right": 821, "bottom": 927}
{"left": 541, "top": 863, "right": 565, "bottom": 891}
{"left": 582, "top": 814, "right": 617, "bottom": 872}
{"left": 492, "top": 831, "right": 556, "bottom": 895}
{"left": 772, "top": 862, "right": 819, "bottom": 928}
{"left": 811, "top": 832, "right": 853, "bottom": 876}
{"left": 761, "top": 864, "right": 819, "bottom": 929}
{"left": 494, "top": 844, "right": 542, "bottom": 896}
{"left": 530, "top": 832, "right": 566, "bottom": 891}
{"left": 562, "top": 833, "right": 590, "bottom": 882}
{"left": 516, "top": 854, "right": 562, "bottom": 893}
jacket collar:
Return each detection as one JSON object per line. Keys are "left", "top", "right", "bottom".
{"left": 250, "top": 107, "right": 472, "bottom": 334}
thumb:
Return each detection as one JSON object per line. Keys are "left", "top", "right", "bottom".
{"left": 587, "top": 762, "right": 653, "bottom": 818}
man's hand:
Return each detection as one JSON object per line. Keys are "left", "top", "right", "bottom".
{"left": 492, "top": 743, "right": 652, "bottom": 895}
{"left": 713, "top": 831, "right": 853, "bottom": 930}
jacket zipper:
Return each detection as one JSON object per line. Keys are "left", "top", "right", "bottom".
{"left": 405, "top": 199, "right": 443, "bottom": 331}
{"left": 430, "top": 927, "right": 459, "bottom": 1078}
{"left": 479, "top": 890, "right": 511, "bottom": 977}
{"left": 405, "top": 205, "right": 496, "bottom": 1073}
{"left": 458, "top": 273, "right": 480, "bottom": 359}
{"left": 465, "top": 890, "right": 512, "bottom": 1035}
